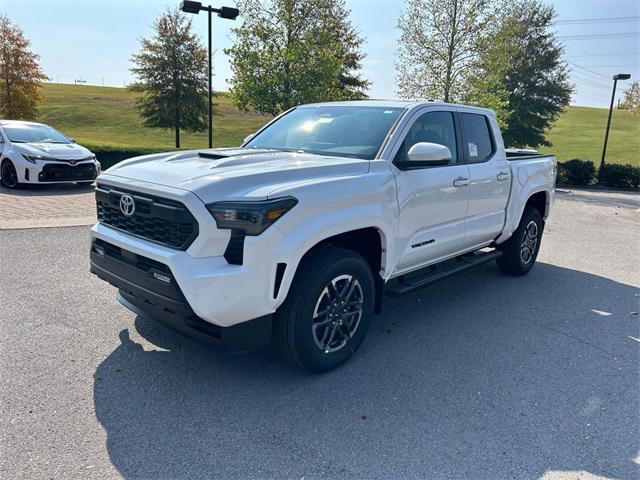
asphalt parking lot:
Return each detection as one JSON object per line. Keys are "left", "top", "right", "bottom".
{"left": 1, "top": 188, "right": 638, "bottom": 480}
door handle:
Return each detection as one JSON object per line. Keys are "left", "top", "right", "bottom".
{"left": 453, "top": 177, "right": 470, "bottom": 187}
{"left": 497, "top": 171, "right": 510, "bottom": 181}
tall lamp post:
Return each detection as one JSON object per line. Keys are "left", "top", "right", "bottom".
{"left": 180, "top": 1, "right": 240, "bottom": 149}
{"left": 600, "top": 73, "right": 631, "bottom": 174}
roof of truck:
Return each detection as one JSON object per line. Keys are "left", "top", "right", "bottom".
{"left": 299, "top": 99, "right": 495, "bottom": 115}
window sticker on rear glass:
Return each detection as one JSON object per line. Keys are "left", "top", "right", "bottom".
{"left": 468, "top": 142, "right": 478, "bottom": 157}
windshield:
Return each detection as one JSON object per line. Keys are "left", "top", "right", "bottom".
{"left": 3, "top": 124, "right": 71, "bottom": 144}
{"left": 245, "top": 105, "right": 405, "bottom": 160}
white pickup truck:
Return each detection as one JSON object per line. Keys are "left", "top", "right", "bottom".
{"left": 90, "top": 101, "right": 556, "bottom": 372}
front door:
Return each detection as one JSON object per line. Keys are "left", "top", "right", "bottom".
{"left": 392, "top": 110, "right": 471, "bottom": 274}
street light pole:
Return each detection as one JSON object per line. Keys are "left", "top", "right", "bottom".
{"left": 600, "top": 73, "right": 631, "bottom": 174}
{"left": 208, "top": 9, "right": 212, "bottom": 149}
{"left": 180, "top": 1, "right": 240, "bottom": 149}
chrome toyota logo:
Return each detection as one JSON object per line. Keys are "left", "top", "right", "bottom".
{"left": 119, "top": 194, "right": 135, "bottom": 216}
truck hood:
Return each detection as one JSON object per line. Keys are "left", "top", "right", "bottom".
{"left": 103, "top": 148, "right": 370, "bottom": 202}
{"left": 14, "top": 142, "right": 93, "bottom": 159}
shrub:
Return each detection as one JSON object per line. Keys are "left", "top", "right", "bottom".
{"left": 557, "top": 159, "right": 596, "bottom": 186}
{"left": 599, "top": 163, "right": 640, "bottom": 188}
{"left": 87, "top": 146, "right": 165, "bottom": 170}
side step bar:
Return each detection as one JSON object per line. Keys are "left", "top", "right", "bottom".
{"left": 385, "top": 249, "right": 502, "bottom": 297}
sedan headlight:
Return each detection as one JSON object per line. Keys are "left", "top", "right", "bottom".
{"left": 206, "top": 197, "right": 298, "bottom": 235}
{"left": 22, "top": 153, "right": 51, "bottom": 164}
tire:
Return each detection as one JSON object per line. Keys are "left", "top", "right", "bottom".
{"left": 496, "top": 206, "right": 543, "bottom": 276}
{"left": 1, "top": 160, "right": 19, "bottom": 189}
{"left": 274, "top": 246, "right": 375, "bottom": 373}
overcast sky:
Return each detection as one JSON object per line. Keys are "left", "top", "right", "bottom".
{"left": 2, "top": 0, "right": 639, "bottom": 107}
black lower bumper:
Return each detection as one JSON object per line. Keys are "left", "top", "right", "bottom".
{"left": 89, "top": 239, "right": 272, "bottom": 352}
{"left": 39, "top": 162, "right": 97, "bottom": 182}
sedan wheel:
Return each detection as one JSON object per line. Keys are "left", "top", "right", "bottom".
{"left": 1, "top": 161, "right": 19, "bottom": 188}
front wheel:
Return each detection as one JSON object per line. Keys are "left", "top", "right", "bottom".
{"left": 1, "top": 160, "right": 19, "bottom": 189}
{"left": 274, "top": 247, "right": 375, "bottom": 373}
{"left": 496, "top": 207, "right": 543, "bottom": 276}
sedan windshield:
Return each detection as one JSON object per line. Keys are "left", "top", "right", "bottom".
{"left": 3, "top": 124, "right": 71, "bottom": 144}
{"left": 245, "top": 105, "right": 405, "bottom": 160}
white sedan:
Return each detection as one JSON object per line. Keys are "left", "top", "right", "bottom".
{"left": 0, "top": 120, "right": 101, "bottom": 188}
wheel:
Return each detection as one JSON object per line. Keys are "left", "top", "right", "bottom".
{"left": 496, "top": 206, "right": 543, "bottom": 276}
{"left": 1, "top": 160, "right": 19, "bottom": 189}
{"left": 274, "top": 246, "right": 375, "bottom": 373}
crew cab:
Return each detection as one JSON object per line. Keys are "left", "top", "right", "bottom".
{"left": 89, "top": 101, "right": 556, "bottom": 372}
{"left": 0, "top": 120, "right": 100, "bottom": 188}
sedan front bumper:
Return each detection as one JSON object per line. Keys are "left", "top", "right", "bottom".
{"left": 19, "top": 160, "right": 100, "bottom": 183}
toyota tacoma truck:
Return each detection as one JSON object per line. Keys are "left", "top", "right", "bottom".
{"left": 90, "top": 101, "right": 556, "bottom": 372}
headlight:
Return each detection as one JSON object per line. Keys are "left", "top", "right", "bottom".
{"left": 206, "top": 197, "right": 298, "bottom": 235}
{"left": 22, "top": 154, "right": 50, "bottom": 164}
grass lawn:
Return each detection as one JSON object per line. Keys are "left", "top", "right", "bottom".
{"left": 539, "top": 106, "right": 639, "bottom": 166}
{"left": 36, "top": 83, "right": 271, "bottom": 151}
{"left": 36, "top": 83, "right": 639, "bottom": 166}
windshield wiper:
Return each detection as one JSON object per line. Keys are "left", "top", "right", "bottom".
{"left": 10, "top": 140, "right": 28, "bottom": 143}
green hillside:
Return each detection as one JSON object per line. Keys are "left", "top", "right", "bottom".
{"left": 36, "top": 83, "right": 639, "bottom": 166}
{"left": 538, "top": 106, "right": 639, "bottom": 166}
{"left": 36, "top": 83, "right": 270, "bottom": 151}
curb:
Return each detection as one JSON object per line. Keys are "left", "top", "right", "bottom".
{"left": 0, "top": 216, "right": 96, "bottom": 230}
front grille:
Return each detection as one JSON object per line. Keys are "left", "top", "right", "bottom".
{"left": 96, "top": 184, "right": 198, "bottom": 250}
{"left": 39, "top": 163, "right": 96, "bottom": 181}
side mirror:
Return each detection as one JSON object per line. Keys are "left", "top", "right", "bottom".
{"left": 406, "top": 142, "right": 451, "bottom": 166}
{"left": 243, "top": 133, "right": 255, "bottom": 144}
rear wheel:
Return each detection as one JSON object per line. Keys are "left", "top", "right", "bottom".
{"left": 274, "top": 247, "right": 375, "bottom": 373}
{"left": 496, "top": 206, "right": 543, "bottom": 276}
{"left": 1, "top": 160, "right": 19, "bottom": 189}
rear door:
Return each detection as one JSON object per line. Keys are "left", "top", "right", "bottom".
{"left": 460, "top": 112, "right": 511, "bottom": 248}
{"left": 391, "top": 109, "right": 471, "bottom": 274}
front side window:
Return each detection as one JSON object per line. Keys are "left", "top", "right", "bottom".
{"left": 395, "top": 111, "right": 458, "bottom": 163}
{"left": 3, "top": 124, "right": 71, "bottom": 144}
{"left": 245, "top": 106, "right": 405, "bottom": 160}
{"left": 461, "top": 113, "right": 494, "bottom": 163}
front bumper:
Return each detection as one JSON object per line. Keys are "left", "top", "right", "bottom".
{"left": 18, "top": 160, "right": 100, "bottom": 183}
{"left": 90, "top": 238, "right": 272, "bottom": 352}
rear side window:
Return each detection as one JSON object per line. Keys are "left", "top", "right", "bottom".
{"left": 461, "top": 113, "right": 494, "bottom": 163}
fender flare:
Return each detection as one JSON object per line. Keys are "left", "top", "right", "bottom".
{"left": 269, "top": 204, "right": 393, "bottom": 307}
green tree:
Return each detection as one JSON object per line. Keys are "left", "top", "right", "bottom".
{"left": 620, "top": 81, "right": 640, "bottom": 116}
{"left": 225, "top": 0, "right": 369, "bottom": 115}
{"left": 396, "top": 0, "right": 489, "bottom": 102}
{"left": 466, "top": 0, "right": 572, "bottom": 147}
{"left": 130, "top": 9, "right": 208, "bottom": 148}
{"left": 0, "top": 15, "right": 48, "bottom": 119}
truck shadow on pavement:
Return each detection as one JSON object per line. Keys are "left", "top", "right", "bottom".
{"left": 93, "top": 262, "right": 639, "bottom": 480}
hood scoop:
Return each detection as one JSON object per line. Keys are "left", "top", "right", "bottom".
{"left": 198, "top": 152, "right": 231, "bottom": 160}
{"left": 197, "top": 147, "right": 275, "bottom": 160}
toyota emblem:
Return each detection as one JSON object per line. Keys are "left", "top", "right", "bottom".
{"left": 119, "top": 194, "right": 135, "bottom": 217}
